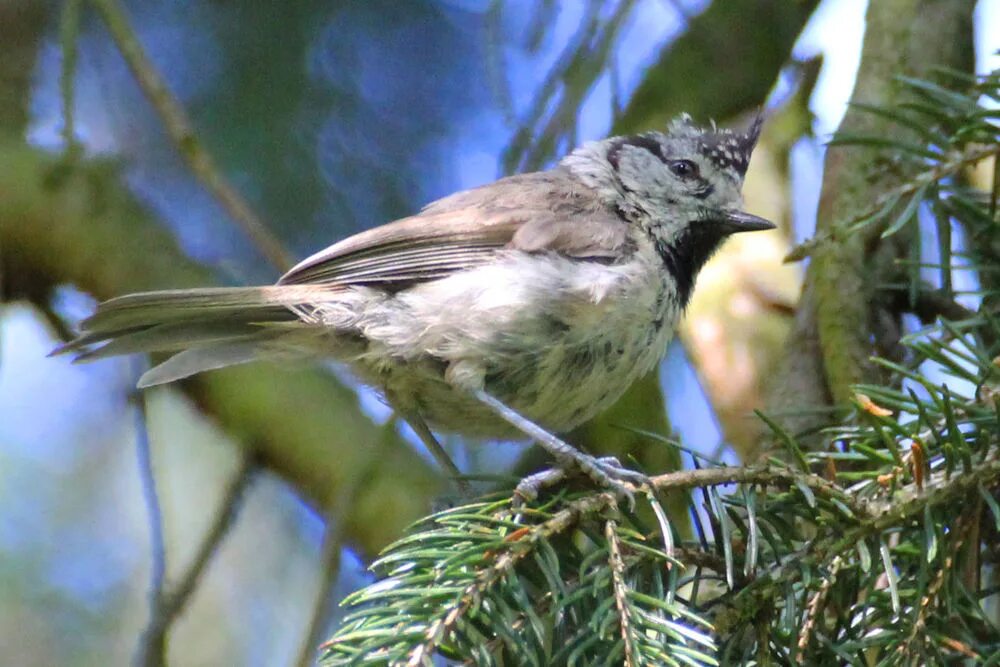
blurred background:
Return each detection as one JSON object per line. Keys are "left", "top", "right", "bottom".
{"left": 1, "top": 0, "right": 998, "bottom": 664}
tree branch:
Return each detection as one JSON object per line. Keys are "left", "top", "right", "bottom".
{"left": 89, "top": 0, "right": 293, "bottom": 272}
{"left": 710, "top": 454, "right": 1000, "bottom": 629}
{"left": 136, "top": 456, "right": 257, "bottom": 667}
{"left": 58, "top": 0, "right": 84, "bottom": 154}
{"left": 295, "top": 514, "right": 347, "bottom": 667}
{"left": 131, "top": 372, "right": 167, "bottom": 667}
{"left": 649, "top": 464, "right": 867, "bottom": 519}
{"left": 0, "top": 0, "right": 47, "bottom": 138}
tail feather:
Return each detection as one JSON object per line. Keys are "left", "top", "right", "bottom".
{"left": 137, "top": 341, "right": 274, "bottom": 387}
{"left": 72, "top": 321, "right": 270, "bottom": 362}
{"left": 77, "top": 286, "right": 305, "bottom": 334}
{"left": 53, "top": 285, "right": 339, "bottom": 383}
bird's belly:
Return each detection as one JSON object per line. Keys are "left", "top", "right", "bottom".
{"left": 345, "top": 251, "right": 679, "bottom": 439}
{"left": 495, "top": 324, "right": 671, "bottom": 432}
{"left": 374, "top": 322, "right": 670, "bottom": 438}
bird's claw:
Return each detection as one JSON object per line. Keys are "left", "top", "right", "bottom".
{"left": 592, "top": 458, "right": 647, "bottom": 511}
{"left": 513, "top": 455, "right": 650, "bottom": 511}
{"left": 594, "top": 456, "right": 651, "bottom": 484}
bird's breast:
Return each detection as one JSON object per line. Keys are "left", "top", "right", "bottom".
{"left": 492, "top": 254, "right": 681, "bottom": 432}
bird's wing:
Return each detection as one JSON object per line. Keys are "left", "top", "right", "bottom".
{"left": 278, "top": 172, "right": 632, "bottom": 288}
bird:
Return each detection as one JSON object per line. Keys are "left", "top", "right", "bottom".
{"left": 54, "top": 115, "right": 774, "bottom": 502}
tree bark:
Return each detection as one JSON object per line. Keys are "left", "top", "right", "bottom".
{"left": 765, "top": 0, "right": 975, "bottom": 445}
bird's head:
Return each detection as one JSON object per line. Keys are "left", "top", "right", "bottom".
{"left": 562, "top": 114, "right": 774, "bottom": 303}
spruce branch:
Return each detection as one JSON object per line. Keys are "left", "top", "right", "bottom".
{"left": 796, "top": 554, "right": 843, "bottom": 662}
{"left": 785, "top": 142, "right": 998, "bottom": 263}
{"left": 648, "top": 464, "right": 868, "bottom": 519}
{"left": 899, "top": 512, "right": 972, "bottom": 662}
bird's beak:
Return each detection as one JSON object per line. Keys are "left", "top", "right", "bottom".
{"left": 717, "top": 209, "right": 775, "bottom": 234}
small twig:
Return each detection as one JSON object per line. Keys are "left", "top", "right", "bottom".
{"left": 167, "top": 457, "right": 256, "bottom": 616}
{"left": 295, "top": 515, "right": 347, "bottom": 667}
{"left": 136, "top": 455, "right": 257, "bottom": 667}
{"left": 503, "top": 0, "right": 636, "bottom": 172}
{"left": 517, "top": 0, "right": 636, "bottom": 172}
{"left": 606, "top": 518, "right": 637, "bottom": 667}
{"left": 785, "top": 143, "right": 998, "bottom": 263}
{"left": 58, "top": 0, "right": 83, "bottom": 155}
{"left": 295, "top": 418, "right": 394, "bottom": 667}
{"left": 484, "top": 0, "right": 515, "bottom": 126}
{"left": 401, "top": 406, "right": 464, "bottom": 482}
{"left": 719, "top": 453, "right": 1000, "bottom": 622}
{"left": 129, "top": 361, "right": 166, "bottom": 667}
{"left": 796, "top": 555, "right": 843, "bottom": 663}
{"left": 649, "top": 465, "right": 869, "bottom": 519}
{"left": 908, "top": 285, "right": 976, "bottom": 323}
{"left": 403, "top": 493, "right": 615, "bottom": 666}
{"left": 899, "top": 513, "right": 970, "bottom": 661}
{"left": 88, "top": 0, "right": 293, "bottom": 272}
{"left": 502, "top": 0, "right": 601, "bottom": 172}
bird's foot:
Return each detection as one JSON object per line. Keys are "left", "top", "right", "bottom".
{"left": 468, "top": 389, "right": 650, "bottom": 509}
{"left": 514, "top": 455, "right": 651, "bottom": 510}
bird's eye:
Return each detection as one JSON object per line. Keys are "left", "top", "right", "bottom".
{"left": 669, "top": 160, "right": 699, "bottom": 179}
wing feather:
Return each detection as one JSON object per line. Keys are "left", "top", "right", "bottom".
{"left": 278, "top": 172, "right": 632, "bottom": 288}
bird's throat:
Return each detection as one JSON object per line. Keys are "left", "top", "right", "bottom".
{"left": 651, "top": 225, "right": 726, "bottom": 308}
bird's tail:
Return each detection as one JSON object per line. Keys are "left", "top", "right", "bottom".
{"left": 52, "top": 285, "right": 335, "bottom": 387}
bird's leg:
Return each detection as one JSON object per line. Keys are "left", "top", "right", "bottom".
{"left": 385, "top": 387, "right": 469, "bottom": 494}
{"left": 471, "top": 389, "right": 649, "bottom": 507}
{"left": 402, "top": 410, "right": 472, "bottom": 495}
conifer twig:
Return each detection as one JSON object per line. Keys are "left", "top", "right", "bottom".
{"left": 649, "top": 465, "right": 868, "bottom": 518}
{"left": 402, "top": 493, "right": 616, "bottom": 666}
{"left": 796, "top": 555, "right": 843, "bottom": 662}
{"left": 606, "top": 518, "right": 637, "bottom": 667}
{"left": 58, "top": 0, "right": 83, "bottom": 154}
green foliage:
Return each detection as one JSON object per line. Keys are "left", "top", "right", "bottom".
{"left": 321, "top": 70, "right": 1000, "bottom": 666}
{"left": 321, "top": 494, "right": 716, "bottom": 666}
